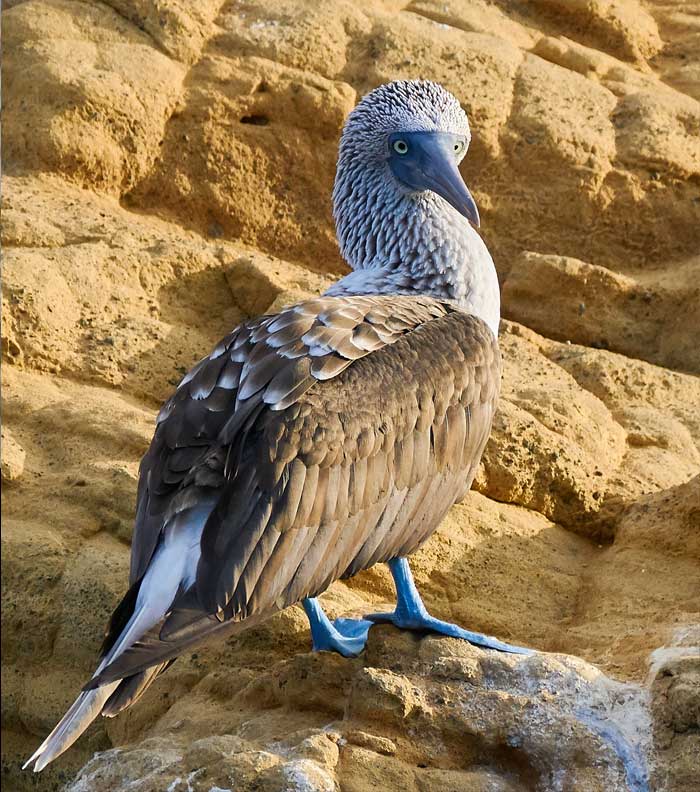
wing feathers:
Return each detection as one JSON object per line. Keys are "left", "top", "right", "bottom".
{"left": 189, "top": 355, "right": 227, "bottom": 400}
{"left": 264, "top": 358, "right": 312, "bottom": 407}
{"left": 291, "top": 464, "right": 319, "bottom": 530}
{"left": 95, "top": 298, "right": 499, "bottom": 689}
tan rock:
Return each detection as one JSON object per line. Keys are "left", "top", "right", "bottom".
{"left": 647, "top": 1, "right": 700, "bottom": 101}
{"left": 1, "top": 427, "right": 26, "bottom": 483}
{"left": 477, "top": 322, "right": 628, "bottom": 533}
{"left": 224, "top": 252, "right": 334, "bottom": 316}
{"left": 502, "top": 251, "right": 700, "bottom": 373}
{"left": 2, "top": 1, "right": 700, "bottom": 790}
{"left": 344, "top": 729, "right": 397, "bottom": 755}
{"left": 651, "top": 648, "right": 700, "bottom": 792}
{"left": 128, "top": 56, "right": 356, "bottom": 267}
{"left": 101, "top": 0, "right": 223, "bottom": 65}
{"left": 2, "top": 176, "right": 245, "bottom": 403}
{"left": 215, "top": 0, "right": 369, "bottom": 80}
{"left": 531, "top": 0, "right": 662, "bottom": 64}
{"left": 508, "top": 52, "right": 617, "bottom": 182}
{"left": 532, "top": 34, "right": 658, "bottom": 93}
{"left": 1, "top": 522, "right": 69, "bottom": 667}
{"left": 63, "top": 633, "right": 656, "bottom": 792}
{"left": 348, "top": 667, "right": 429, "bottom": 723}
{"left": 3, "top": 0, "right": 186, "bottom": 195}
{"left": 615, "top": 89, "right": 700, "bottom": 179}
{"left": 560, "top": 476, "right": 700, "bottom": 676}
{"left": 407, "top": 0, "right": 538, "bottom": 50}
{"left": 543, "top": 338, "right": 700, "bottom": 447}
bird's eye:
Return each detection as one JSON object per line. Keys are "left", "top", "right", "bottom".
{"left": 453, "top": 140, "right": 465, "bottom": 155}
{"left": 393, "top": 140, "right": 409, "bottom": 155}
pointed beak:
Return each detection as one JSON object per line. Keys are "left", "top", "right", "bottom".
{"left": 421, "top": 154, "right": 480, "bottom": 228}
{"left": 389, "top": 132, "right": 480, "bottom": 228}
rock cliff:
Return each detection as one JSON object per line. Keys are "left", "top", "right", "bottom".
{"left": 2, "top": 1, "right": 699, "bottom": 790}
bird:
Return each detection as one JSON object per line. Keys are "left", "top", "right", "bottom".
{"left": 24, "top": 79, "right": 531, "bottom": 773}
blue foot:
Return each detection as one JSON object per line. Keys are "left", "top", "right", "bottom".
{"left": 364, "top": 609, "right": 532, "bottom": 654}
{"left": 368, "top": 558, "right": 533, "bottom": 656}
{"left": 302, "top": 598, "right": 372, "bottom": 658}
{"left": 333, "top": 617, "right": 375, "bottom": 639}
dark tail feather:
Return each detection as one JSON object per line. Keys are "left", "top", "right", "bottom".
{"left": 24, "top": 537, "right": 185, "bottom": 771}
{"left": 23, "top": 655, "right": 174, "bottom": 769}
{"left": 88, "top": 608, "right": 268, "bottom": 689}
{"left": 102, "top": 662, "right": 172, "bottom": 717}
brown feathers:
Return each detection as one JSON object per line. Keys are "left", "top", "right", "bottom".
{"left": 94, "top": 296, "right": 500, "bottom": 688}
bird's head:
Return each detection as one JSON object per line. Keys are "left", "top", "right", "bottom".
{"left": 334, "top": 80, "right": 479, "bottom": 229}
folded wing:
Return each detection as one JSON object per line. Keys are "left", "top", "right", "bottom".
{"left": 92, "top": 296, "right": 500, "bottom": 686}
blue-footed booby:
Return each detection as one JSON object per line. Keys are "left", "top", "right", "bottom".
{"left": 25, "top": 80, "right": 531, "bottom": 773}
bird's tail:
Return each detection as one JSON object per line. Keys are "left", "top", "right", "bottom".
{"left": 23, "top": 658, "right": 171, "bottom": 772}
{"left": 22, "top": 683, "right": 120, "bottom": 772}
{"left": 23, "top": 525, "right": 194, "bottom": 772}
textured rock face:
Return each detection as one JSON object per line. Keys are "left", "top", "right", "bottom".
{"left": 66, "top": 633, "right": 654, "bottom": 792}
{"left": 2, "top": 1, "right": 699, "bottom": 791}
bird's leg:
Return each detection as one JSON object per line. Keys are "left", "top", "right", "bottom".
{"left": 365, "top": 558, "right": 533, "bottom": 655}
{"left": 302, "top": 598, "right": 373, "bottom": 657}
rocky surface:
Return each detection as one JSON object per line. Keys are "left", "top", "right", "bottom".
{"left": 2, "top": 1, "right": 699, "bottom": 791}
{"left": 67, "top": 632, "right": 655, "bottom": 792}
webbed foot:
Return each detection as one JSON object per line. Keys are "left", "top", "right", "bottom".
{"left": 302, "top": 598, "right": 372, "bottom": 658}
{"left": 364, "top": 609, "right": 532, "bottom": 654}
{"left": 369, "top": 557, "right": 533, "bottom": 655}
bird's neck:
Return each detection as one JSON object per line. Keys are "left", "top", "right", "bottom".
{"left": 329, "top": 176, "right": 500, "bottom": 337}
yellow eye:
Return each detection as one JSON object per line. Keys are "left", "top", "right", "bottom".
{"left": 393, "top": 140, "right": 409, "bottom": 155}
{"left": 453, "top": 140, "right": 465, "bottom": 155}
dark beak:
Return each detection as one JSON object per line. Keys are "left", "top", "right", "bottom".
{"left": 389, "top": 132, "right": 480, "bottom": 228}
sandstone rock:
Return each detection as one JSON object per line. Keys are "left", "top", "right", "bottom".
{"left": 476, "top": 325, "right": 627, "bottom": 533}
{"left": 348, "top": 667, "right": 428, "bottom": 723}
{"left": 1, "top": 427, "right": 26, "bottom": 483}
{"left": 216, "top": 0, "right": 369, "bottom": 81}
{"left": 532, "top": 0, "right": 662, "bottom": 64}
{"left": 407, "top": 0, "right": 537, "bottom": 50}
{"left": 127, "top": 56, "right": 356, "bottom": 267}
{"left": 2, "top": 176, "right": 246, "bottom": 403}
{"left": 477, "top": 322, "right": 700, "bottom": 535}
{"left": 343, "top": 729, "right": 397, "bottom": 755}
{"left": 502, "top": 251, "right": 700, "bottom": 373}
{"left": 64, "top": 633, "right": 655, "bottom": 792}
{"left": 647, "top": 2, "right": 700, "bottom": 101}
{"left": 3, "top": 0, "right": 186, "bottom": 195}
{"left": 650, "top": 633, "right": 700, "bottom": 792}
{"left": 510, "top": 52, "right": 618, "bottom": 181}
{"left": 614, "top": 88, "right": 700, "bottom": 180}
{"left": 559, "top": 476, "right": 700, "bottom": 677}
{"left": 100, "top": 0, "right": 223, "bottom": 65}
{"left": 477, "top": 322, "right": 629, "bottom": 534}
{"left": 3, "top": 1, "right": 700, "bottom": 790}
{"left": 543, "top": 338, "right": 700, "bottom": 445}
{"left": 531, "top": 34, "right": 658, "bottom": 93}
{"left": 224, "top": 252, "right": 334, "bottom": 316}
{"left": 1, "top": 522, "right": 69, "bottom": 668}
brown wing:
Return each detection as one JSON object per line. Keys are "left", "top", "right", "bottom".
{"left": 194, "top": 310, "right": 500, "bottom": 623}
{"left": 92, "top": 301, "right": 499, "bottom": 686}
{"left": 128, "top": 295, "right": 449, "bottom": 585}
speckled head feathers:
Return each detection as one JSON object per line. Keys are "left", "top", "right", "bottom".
{"left": 339, "top": 81, "right": 470, "bottom": 162}
{"left": 333, "top": 80, "right": 476, "bottom": 269}
{"left": 330, "top": 79, "right": 499, "bottom": 336}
